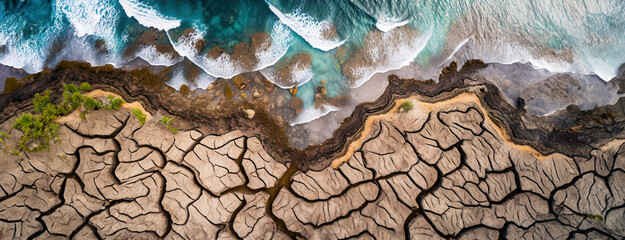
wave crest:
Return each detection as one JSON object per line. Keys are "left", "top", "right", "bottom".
{"left": 267, "top": 2, "right": 345, "bottom": 51}
{"left": 119, "top": 0, "right": 181, "bottom": 31}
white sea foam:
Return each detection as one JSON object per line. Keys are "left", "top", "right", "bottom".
{"left": 166, "top": 31, "right": 242, "bottom": 79}
{"left": 57, "top": 0, "right": 120, "bottom": 48}
{"left": 191, "top": 52, "right": 242, "bottom": 79}
{"left": 375, "top": 16, "right": 411, "bottom": 33}
{"left": 0, "top": 4, "right": 67, "bottom": 73}
{"left": 255, "top": 21, "right": 293, "bottom": 70}
{"left": 0, "top": 42, "right": 47, "bottom": 74}
{"left": 348, "top": 26, "right": 433, "bottom": 88}
{"left": 166, "top": 22, "right": 292, "bottom": 80}
{"left": 267, "top": 2, "right": 345, "bottom": 51}
{"left": 260, "top": 62, "right": 314, "bottom": 89}
{"left": 165, "top": 69, "right": 188, "bottom": 90}
{"left": 194, "top": 73, "right": 217, "bottom": 89}
{"left": 165, "top": 67, "right": 216, "bottom": 90}
{"left": 289, "top": 104, "right": 340, "bottom": 126}
{"left": 439, "top": 38, "right": 469, "bottom": 67}
{"left": 119, "top": 0, "right": 181, "bottom": 31}
{"left": 135, "top": 45, "right": 182, "bottom": 66}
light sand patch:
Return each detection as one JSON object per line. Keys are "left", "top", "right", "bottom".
{"left": 56, "top": 89, "right": 152, "bottom": 124}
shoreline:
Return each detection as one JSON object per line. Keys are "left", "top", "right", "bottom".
{"left": 2, "top": 60, "right": 625, "bottom": 170}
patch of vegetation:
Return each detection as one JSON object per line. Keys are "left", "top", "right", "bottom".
{"left": 132, "top": 108, "right": 146, "bottom": 126}
{"left": 64, "top": 83, "right": 79, "bottom": 93}
{"left": 586, "top": 214, "right": 603, "bottom": 221}
{"left": 399, "top": 101, "right": 414, "bottom": 112}
{"left": 3, "top": 77, "right": 23, "bottom": 94}
{"left": 0, "top": 132, "right": 8, "bottom": 153}
{"left": 78, "top": 82, "right": 91, "bottom": 92}
{"left": 5, "top": 80, "right": 131, "bottom": 155}
{"left": 84, "top": 97, "right": 102, "bottom": 111}
{"left": 159, "top": 116, "right": 178, "bottom": 133}
{"left": 11, "top": 82, "right": 95, "bottom": 152}
{"left": 106, "top": 95, "right": 125, "bottom": 110}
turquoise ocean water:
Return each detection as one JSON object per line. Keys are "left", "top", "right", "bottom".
{"left": 1, "top": 0, "right": 624, "bottom": 124}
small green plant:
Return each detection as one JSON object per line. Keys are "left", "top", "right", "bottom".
{"left": 33, "top": 91, "right": 53, "bottom": 113}
{"left": 64, "top": 83, "right": 79, "bottom": 93}
{"left": 107, "top": 97, "right": 125, "bottom": 110}
{"left": 159, "top": 116, "right": 178, "bottom": 133}
{"left": 132, "top": 108, "right": 146, "bottom": 125}
{"left": 586, "top": 214, "right": 603, "bottom": 221}
{"left": 0, "top": 132, "right": 8, "bottom": 153}
{"left": 84, "top": 97, "right": 102, "bottom": 111}
{"left": 399, "top": 101, "right": 414, "bottom": 112}
{"left": 78, "top": 82, "right": 91, "bottom": 92}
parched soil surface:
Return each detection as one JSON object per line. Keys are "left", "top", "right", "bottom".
{"left": 1, "top": 61, "right": 625, "bottom": 239}
{"left": 0, "top": 92, "right": 624, "bottom": 239}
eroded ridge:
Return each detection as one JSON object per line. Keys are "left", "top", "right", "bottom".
{"left": 0, "top": 96, "right": 624, "bottom": 239}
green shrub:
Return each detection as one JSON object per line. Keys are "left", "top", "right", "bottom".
{"left": 64, "top": 83, "right": 79, "bottom": 93}
{"left": 59, "top": 91, "right": 84, "bottom": 113}
{"left": 13, "top": 113, "right": 60, "bottom": 152}
{"left": 159, "top": 116, "right": 178, "bottom": 133}
{"left": 78, "top": 82, "right": 91, "bottom": 92}
{"left": 107, "top": 97, "right": 125, "bottom": 110}
{"left": 132, "top": 108, "right": 146, "bottom": 125}
{"left": 399, "top": 101, "right": 414, "bottom": 112}
{"left": 33, "top": 91, "right": 53, "bottom": 114}
{"left": 84, "top": 97, "right": 102, "bottom": 111}
{"left": 10, "top": 82, "right": 92, "bottom": 152}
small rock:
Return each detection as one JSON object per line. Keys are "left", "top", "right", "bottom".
{"left": 290, "top": 97, "right": 304, "bottom": 115}
{"left": 289, "top": 86, "right": 298, "bottom": 96}
{"left": 234, "top": 75, "right": 246, "bottom": 89}
{"left": 316, "top": 85, "right": 327, "bottom": 96}
{"left": 253, "top": 90, "right": 261, "bottom": 98}
{"left": 225, "top": 85, "right": 233, "bottom": 99}
{"left": 244, "top": 109, "right": 255, "bottom": 119}
{"left": 180, "top": 84, "right": 190, "bottom": 95}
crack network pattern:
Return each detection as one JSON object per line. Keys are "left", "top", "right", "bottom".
{"left": 0, "top": 98, "right": 624, "bottom": 239}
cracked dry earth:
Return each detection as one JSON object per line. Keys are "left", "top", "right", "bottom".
{"left": 1, "top": 96, "right": 625, "bottom": 239}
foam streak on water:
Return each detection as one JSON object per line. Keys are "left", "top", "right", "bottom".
{"left": 266, "top": 1, "right": 346, "bottom": 51}
{"left": 375, "top": 18, "right": 411, "bottom": 33}
{"left": 119, "top": 0, "right": 181, "bottom": 31}
{"left": 348, "top": 26, "right": 433, "bottom": 88}
{"left": 255, "top": 21, "right": 294, "bottom": 71}
{"left": 135, "top": 45, "right": 182, "bottom": 66}
{"left": 290, "top": 105, "right": 340, "bottom": 126}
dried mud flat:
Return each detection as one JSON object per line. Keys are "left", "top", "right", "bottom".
{"left": 0, "top": 93, "right": 624, "bottom": 239}
{"left": 1, "top": 62, "right": 625, "bottom": 239}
